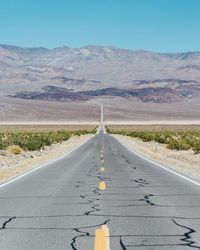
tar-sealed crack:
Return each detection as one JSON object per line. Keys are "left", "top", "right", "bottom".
{"left": 83, "top": 188, "right": 102, "bottom": 216}
{"left": 71, "top": 220, "right": 110, "bottom": 249}
{"left": 143, "top": 194, "right": 155, "bottom": 206}
{"left": 83, "top": 198, "right": 101, "bottom": 216}
{"left": 71, "top": 227, "right": 90, "bottom": 250}
{"left": 109, "top": 193, "right": 155, "bottom": 208}
{"left": 120, "top": 236, "right": 127, "bottom": 250}
{"left": 0, "top": 217, "right": 16, "bottom": 230}
{"left": 70, "top": 161, "right": 109, "bottom": 249}
{"left": 172, "top": 219, "right": 200, "bottom": 249}
{"left": 133, "top": 178, "right": 149, "bottom": 186}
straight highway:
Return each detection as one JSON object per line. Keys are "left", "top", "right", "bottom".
{"left": 0, "top": 130, "right": 200, "bottom": 249}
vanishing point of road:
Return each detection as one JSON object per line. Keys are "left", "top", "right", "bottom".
{"left": 0, "top": 130, "right": 200, "bottom": 249}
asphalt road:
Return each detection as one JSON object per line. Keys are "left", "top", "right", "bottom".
{"left": 0, "top": 131, "right": 200, "bottom": 249}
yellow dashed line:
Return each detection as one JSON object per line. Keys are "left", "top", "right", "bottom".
{"left": 100, "top": 166, "right": 105, "bottom": 172}
{"left": 94, "top": 142, "right": 110, "bottom": 249}
{"left": 99, "top": 181, "right": 106, "bottom": 190}
{"left": 102, "top": 225, "right": 110, "bottom": 250}
{"left": 100, "top": 159, "right": 104, "bottom": 164}
{"left": 94, "top": 225, "right": 110, "bottom": 250}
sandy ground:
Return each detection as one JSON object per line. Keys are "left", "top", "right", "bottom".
{"left": 0, "top": 134, "right": 93, "bottom": 184}
{"left": 0, "top": 121, "right": 99, "bottom": 125}
{"left": 1, "top": 121, "right": 200, "bottom": 126}
{"left": 113, "top": 134, "right": 200, "bottom": 181}
{"left": 105, "top": 120, "right": 200, "bottom": 125}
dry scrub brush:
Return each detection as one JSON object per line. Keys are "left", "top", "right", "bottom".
{"left": 0, "top": 128, "right": 96, "bottom": 153}
{"left": 107, "top": 127, "right": 200, "bottom": 154}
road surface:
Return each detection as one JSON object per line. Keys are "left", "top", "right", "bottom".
{"left": 0, "top": 131, "right": 200, "bottom": 249}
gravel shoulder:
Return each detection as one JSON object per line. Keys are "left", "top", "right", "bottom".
{"left": 113, "top": 134, "right": 200, "bottom": 181}
{"left": 0, "top": 134, "right": 93, "bottom": 184}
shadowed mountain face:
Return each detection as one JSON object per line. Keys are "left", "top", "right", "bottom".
{"left": 1, "top": 44, "right": 200, "bottom": 121}
{"left": 10, "top": 84, "right": 200, "bottom": 103}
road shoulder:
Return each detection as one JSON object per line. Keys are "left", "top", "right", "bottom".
{"left": 0, "top": 134, "right": 93, "bottom": 185}
{"left": 113, "top": 134, "right": 200, "bottom": 183}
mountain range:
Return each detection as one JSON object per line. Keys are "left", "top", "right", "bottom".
{"left": 0, "top": 44, "right": 200, "bottom": 122}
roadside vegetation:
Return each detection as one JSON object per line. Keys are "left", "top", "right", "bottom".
{"left": 107, "top": 126, "right": 200, "bottom": 154}
{"left": 0, "top": 127, "right": 96, "bottom": 153}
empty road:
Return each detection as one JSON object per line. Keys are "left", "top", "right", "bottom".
{"left": 0, "top": 131, "right": 200, "bottom": 249}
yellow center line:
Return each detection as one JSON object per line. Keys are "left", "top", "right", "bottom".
{"left": 99, "top": 181, "right": 106, "bottom": 190}
{"left": 94, "top": 225, "right": 110, "bottom": 250}
{"left": 100, "top": 166, "right": 105, "bottom": 172}
{"left": 102, "top": 225, "right": 110, "bottom": 250}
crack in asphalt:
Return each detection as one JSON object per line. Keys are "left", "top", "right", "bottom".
{"left": 133, "top": 178, "right": 150, "bottom": 186}
{"left": 0, "top": 217, "right": 16, "bottom": 230}
{"left": 83, "top": 196, "right": 101, "bottom": 216}
{"left": 70, "top": 160, "right": 109, "bottom": 249}
{"left": 70, "top": 219, "right": 110, "bottom": 249}
{"left": 85, "top": 214, "right": 200, "bottom": 219}
{"left": 172, "top": 219, "right": 200, "bottom": 249}
{"left": 143, "top": 194, "right": 155, "bottom": 206}
{"left": 104, "top": 194, "right": 156, "bottom": 208}
{"left": 120, "top": 236, "right": 127, "bottom": 249}
{"left": 71, "top": 227, "right": 90, "bottom": 250}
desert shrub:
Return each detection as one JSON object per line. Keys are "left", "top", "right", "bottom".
{"left": 107, "top": 126, "right": 200, "bottom": 154}
{"left": 138, "top": 132, "right": 154, "bottom": 142}
{"left": 23, "top": 139, "right": 43, "bottom": 151}
{"left": 0, "top": 138, "right": 6, "bottom": 150}
{"left": 106, "top": 127, "right": 111, "bottom": 134}
{"left": 154, "top": 134, "right": 168, "bottom": 144}
{"left": 193, "top": 140, "right": 200, "bottom": 154}
{"left": 0, "top": 127, "right": 95, "bottom": 152}
{"left": 7, "top": 145, "right": 23, "bottom": 154}
{"left": 164, "top": 139, "right": 191, "bottom": 151}
{"left": 0, "top": 134, "right": 9, "bottom": 150}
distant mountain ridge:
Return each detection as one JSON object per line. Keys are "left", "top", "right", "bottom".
{"left": 1, "top": 44, "right": 200, "bottom": 104}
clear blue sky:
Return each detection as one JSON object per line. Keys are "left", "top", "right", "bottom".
{"left": 0, "top": 0, "right": 200, "bottom": 52}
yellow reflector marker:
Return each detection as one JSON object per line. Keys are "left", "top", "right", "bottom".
{"left": 94, "top": 225, "right": 110, "bottom": 250}
{"left": 99, "top": 181, "right": 106, "bottom": 190}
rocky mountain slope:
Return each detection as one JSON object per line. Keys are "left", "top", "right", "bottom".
{"left": 0, "top": 44, "right": 200, "bottom": 121}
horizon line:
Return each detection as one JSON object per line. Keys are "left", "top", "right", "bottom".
{"left": 0, "top": 43, "right": 200, "bottom": 54}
